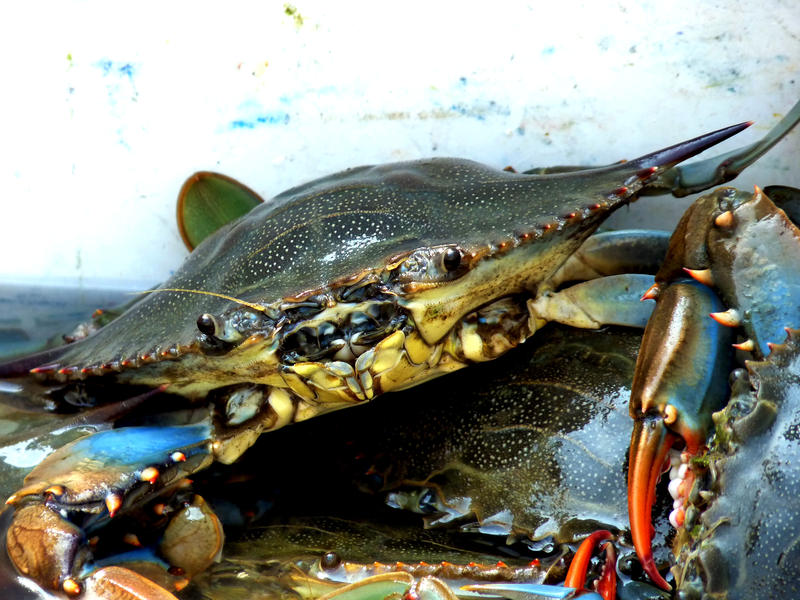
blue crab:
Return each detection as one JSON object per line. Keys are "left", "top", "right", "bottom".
{"left": 1, "top": 101, "right": 799, "bottom": 598}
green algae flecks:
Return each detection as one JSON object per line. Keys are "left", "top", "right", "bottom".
{"left": 283, "top": 3, "right": 304, "bottom": 27}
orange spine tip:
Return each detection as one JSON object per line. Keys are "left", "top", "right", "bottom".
{"left": 682, "top": 267, "right": 714, "bottom": 287}
{"left": 636, "top": 166, "right": 658, "bottom": 179}
{"left": 63, "top": 578, "right": 82, "bottom": 596}
{"left": 640, "top": 284, "right": 660, "bottom": 301}
{"left": 45, "top": 485, "right": 65, "bottom": 496}
{"left": 732, "top": 339, "right": 755, "bottom": 352}
{"left": 140, "top": 467, "right": 160, "bottom": 484}
{"left": 105, "top": 493, "right": 123, "bottom": 517}
{"left": 709, "top": 308, "right": 741, "bottom": 328}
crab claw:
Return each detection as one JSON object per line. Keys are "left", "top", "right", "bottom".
{"left": 628, "top": 279, "right": 734, "bottom": 591}
{"left": 564, "top": 530, "right": 616, "bottom": 600}
{"left": 627, "top": 418, "right": 675, "bottom": 590}
{"left": 463, "top": 531, "right": 615, "bottom": 600}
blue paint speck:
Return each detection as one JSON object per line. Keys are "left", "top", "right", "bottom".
{"left": 451, "top": 103, "right": 485, "bottom": 121}
{"left": 542, "top": 46, "right": 555, "bottom": 55}
{"left": 459, "top": 76, "right": 467, "bottom": 86}
{"left": 96, "top": 60, "right": 137, "bottom": 82}
{"left": 98, "top": 59, "right": 113, "bottom": 75}
{"left": 231, "top": 111, "right": 291, "bottom": 129}
{"left": 118, "top": 63, "right": 135, "bottom": 80}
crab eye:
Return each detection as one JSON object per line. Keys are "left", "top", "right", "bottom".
{"left": 394, "top": 245, "right": 468, "bottom": 285}
{"left": 442, "top": 247, "right": 461, "bottom": 271}
{"left": 197, "top": 313, "right": 219, "bottom": 337}
{"left": 320, "top": 551, "right": 341, "bottom": 570}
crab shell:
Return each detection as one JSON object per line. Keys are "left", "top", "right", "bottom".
{"left": 14, "top": 126, "right": 747, "bottom": 437}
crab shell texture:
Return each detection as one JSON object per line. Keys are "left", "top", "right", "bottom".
{"left": 354, "top": 325, "right": 650, "bottom": 545}
{"left": 25, "top": 132, "right": 737, "bottom": 420}
{"left": 675, "top": 331, "right": 800, "bottom": 599}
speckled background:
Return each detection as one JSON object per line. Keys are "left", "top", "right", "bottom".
{"left": 1, "top": 1, "right": 798, "bottom": 288}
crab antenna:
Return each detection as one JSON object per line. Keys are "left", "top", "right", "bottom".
{"left": 133, "top": 288, "right": 268, "bottom": 312}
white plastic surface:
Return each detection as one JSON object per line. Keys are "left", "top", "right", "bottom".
{"left": 1, "top": 1, "right": 798, "bottom": 290}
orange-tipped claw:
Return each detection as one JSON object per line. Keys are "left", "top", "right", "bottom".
{"left": 595, "top": 538, "right": 616, "bottom": 600}
{"left": 564, "top": 530, "right": 616, "bottom": 599}
{"left": 628, "top": 417, "right": 675, "bottom": 591}
{"left": 564, "top": 530, "right": 613, "bottom": 590}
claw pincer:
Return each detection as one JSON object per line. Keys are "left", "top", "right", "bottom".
{"left": 628, "top": 279, "right": 733, "bottom": 589}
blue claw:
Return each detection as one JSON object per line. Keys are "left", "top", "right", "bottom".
{"left": 5, "top": 420, "right": 217, "bottom": 596}
{"left": 8, "top": 420, "right": 213, "bottom": 521}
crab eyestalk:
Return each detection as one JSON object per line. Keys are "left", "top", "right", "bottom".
{"left": 628, "top": 279, "right": 733, "bottom": 590}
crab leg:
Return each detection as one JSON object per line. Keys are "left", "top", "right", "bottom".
{"left": 528, "top": 273, "right": 656, "bottom": 333}
{"left": 627, "top": 279, "right": 734, "bottom": 590}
